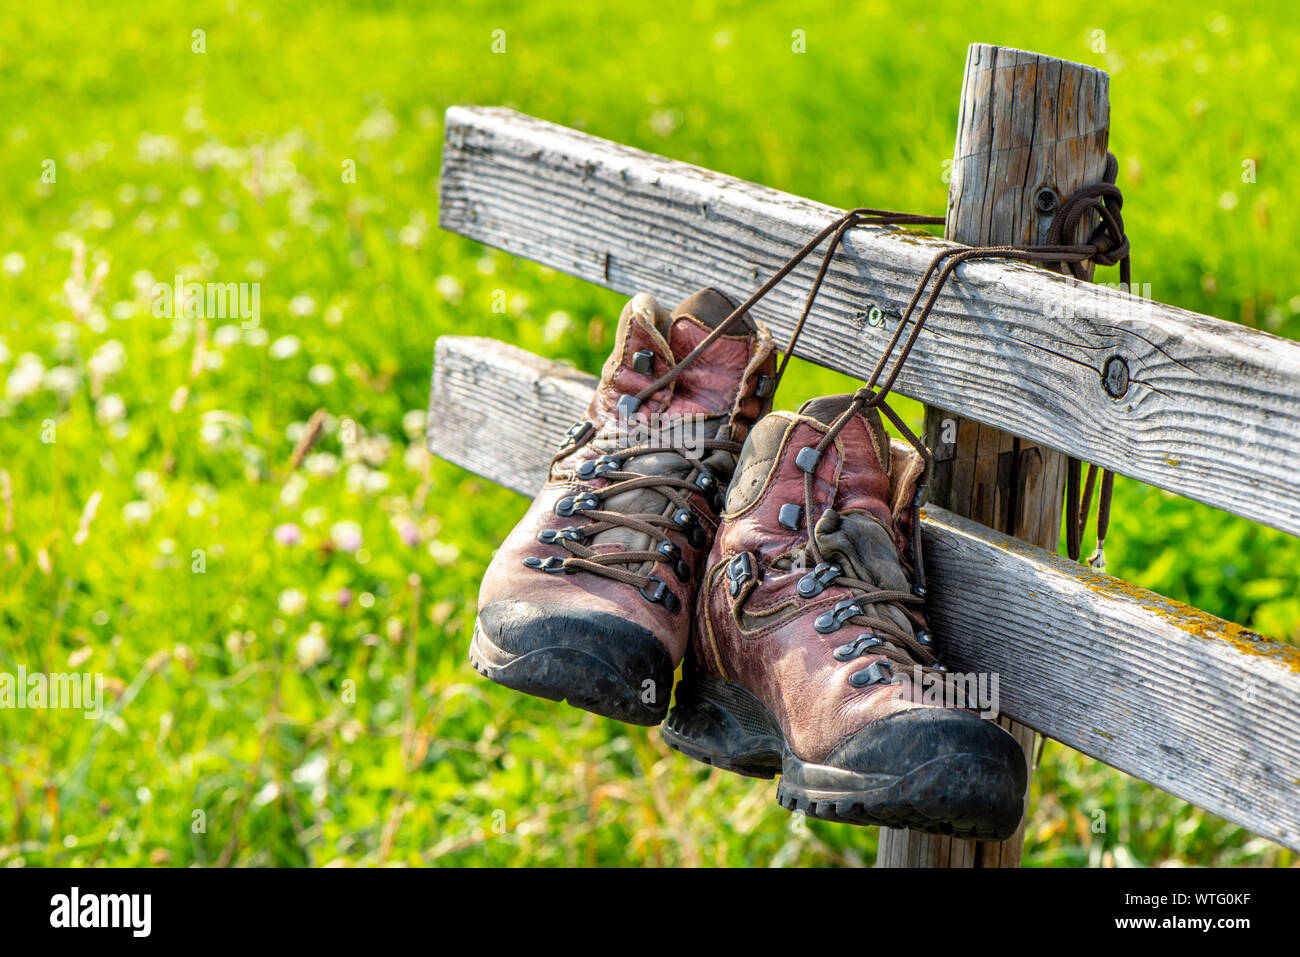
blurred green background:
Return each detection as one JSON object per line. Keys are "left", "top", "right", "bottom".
{"left": 1, "top": 0, "right": 1297, "bottom": 867}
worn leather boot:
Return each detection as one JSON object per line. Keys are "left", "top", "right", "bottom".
{"left": 663, "top": 395, "right": 1027, "bottom": 837}
{"left": 472, "top": 289, "right": 777, "bottom": 725}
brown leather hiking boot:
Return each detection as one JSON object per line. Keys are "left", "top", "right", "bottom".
{"left": 662, "top": 395, "right": 1027, "bottom": 837}
{"left": 471, "top": 288, "right": 777, "bottom": 725}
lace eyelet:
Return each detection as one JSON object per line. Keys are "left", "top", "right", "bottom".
{"left": 556, "top": 493, "right": 601, "bottom": 517}
{"left": 726, "top": 552, "right": 755, "bottom": 597}
{"left": 576, "top": 455, "right": 622, "bottom": 480}
{"left": 673, "top": 508, "right": 707, "bottom": 549}
{"left": 815, "top": 599, "right": 863, "bottom": 634}
{"left": 833, "top": 632, "right": 883, "bottom": 661}
{"left": 796, "top": 561, "right": 842, "bottom": 598}
{"left": 523, "top": 555, "right": 569, "bottom": 574}
{"left": 795, "top": 447, "right": 822, "bottom": 474}
{"left": 639, "top": 576, "right": 681, "bottom": 614}
{"left": 559, "top": 420, "right": 594, "bottom": 450}
{"left": 849, "top": 661, "right": 893, "bottom": 688}
{"left": 657, "top": 541, "right": 691, "bottom": 582}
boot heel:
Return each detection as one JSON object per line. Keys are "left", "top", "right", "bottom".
{"left": 662, "top": 673, "right": 783, "bottom": 779}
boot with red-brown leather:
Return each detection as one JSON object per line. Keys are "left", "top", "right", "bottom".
{"left": 662, "top": 395, "right": 1027, "bottom": 837}
{"left": 471, "top": 289, "right": 777, "bottom": 725}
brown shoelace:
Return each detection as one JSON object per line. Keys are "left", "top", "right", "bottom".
{"left": 541, "top": 210, "right": 945, "bottom": 601}
{"left": 543, "top": 170, "right": 1128, "bottom": 618}
{"left": 536, "top": 435, "right": 743, "bottom": 608}
{"left": 709, "top": 168, "right": 1127, "bottom": 681}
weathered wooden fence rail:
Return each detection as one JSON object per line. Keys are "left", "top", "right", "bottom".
{"left": 429, "top": 43, "right": 1300, "bottom": 863}
{"left": 439, "top": 105, "right": 1300, "bottom": 538}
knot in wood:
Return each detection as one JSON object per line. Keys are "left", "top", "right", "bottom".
{"left": 1102, "top": 355, "right": 1130, "bottom": 398}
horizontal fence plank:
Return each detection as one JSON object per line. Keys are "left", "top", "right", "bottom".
{"left": 440, "top": 105, "right": 1300, "bottom": 538}
{"left": 428, "top": 334, "right": 1300, "bottom": 851}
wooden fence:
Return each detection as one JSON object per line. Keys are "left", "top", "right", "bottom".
{"left": 427, "top": 44, "right": 1300, "bottom": 864}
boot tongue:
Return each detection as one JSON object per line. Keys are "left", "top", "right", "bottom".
{"left": 586, "top": 289, "right": 760, "bottom": 558}
{"left": 665, "top": 288, "right": 760, "bottom": 416}
{"left": 811, "top": 508, "right": 913, "bottom": 635}
{"left": 670, "top": 287, "right": 756, "bottom": 334}
{"left": 793, "top": 397, "right": 914, "bottom": 635}
{"left": 796, "top": 394, "right": 891, "bottom": 476}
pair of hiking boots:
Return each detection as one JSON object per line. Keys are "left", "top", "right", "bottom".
{"left": 471, "top": 288, "right": 1027, "bottom": 839}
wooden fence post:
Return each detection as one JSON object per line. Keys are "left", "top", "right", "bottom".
{"left": 876, "top": 44, "right": 1110, "bottom": 868}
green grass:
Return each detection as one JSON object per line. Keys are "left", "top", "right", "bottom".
{"left": 0, "top": 0, "right": 1297, "bottom": 866}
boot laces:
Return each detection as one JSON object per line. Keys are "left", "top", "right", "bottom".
{"left": 531, "top": 423, "right": 741, "bottom": 606}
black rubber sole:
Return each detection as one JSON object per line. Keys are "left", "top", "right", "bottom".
{"left": 662, "top": 672, "right": 1026, "bottom": 839}
{"left": 470, "top": 602, "right": 674, "bottom": 726}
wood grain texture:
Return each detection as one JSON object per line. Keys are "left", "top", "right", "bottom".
{"left": 427, "top": 334, "right": 1300, "bottom": 852}
{"left": 439, "top": 103, "right": 1300, "bottom": 537}
{"left": 887, "top": 44, "right": 1110, "bottom": 868}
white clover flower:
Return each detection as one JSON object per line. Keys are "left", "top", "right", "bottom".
{"left": 345, "top": 463, "right": 371, "bottom": 495}
{"left": 364, "top": 470, "right": 390, "bottom": 495}
{"left": 2, "top": 252, "right": 25, "bottom": 277}
{"left": 401, "top": 409, "right": 427, "bottom": 441}
{"left": 269, "top": 335, "right": 301, "bottom": 359}
{"left": 87, "top": 339, "right": 127, "bottom": 379}
{"left": 44, "top": 366, "right": 80, "bottom": 397}
{"left": 434, "top": 275, "right": 464, "bottom": 302}
{"left": 278, "top": 588, "right": 308, "bottom": 616}
{"left": 133, "top": 470, "right": 160, "bottom": 494}
{"left": 329, "top": 520, "right": 363, "bottom": 553}
{"left": 304, "top": 452, "right": 339, "bottom": 478}
{"left": 307, "top": 363, "right": 335, "bottom": 386}
{"left": 542, "top": 310, "right": 574, "bottom": 343}
{"left": 213, "top": 324, "right": 241, "bottom": 348}
{"left": 280, "top": 473, "right": 308, "bottom": 507}
{"left": 292, "top": 753, "right": 329, "bottom": 787}
{"left": 295, "top": 623, "right": 329, "bottom": 668}
{"left": 427, "top": 540, "right": 461, "bottom": 566}
{"left": 404, "top": 443, "right": 430, "bottom": 473}
{"left": 122, "top": 500, "right": 152, "bottom": 525}
{"left": 6, "top": 355, "right": 45, "bottom": 400}
{"left": 96, "top": 393, "right": 126, "bottom": 424}
{"left": 288, "top": 294, "right": 316, "bottom": 317}
{"left": 252, "top": 781, "right": 280, "bottom": 808}
{"left": 199, "top": 422, "right": 225, "bottom": 447}
{"left": 357, "top": 434, "right": 391, "bottom": 467}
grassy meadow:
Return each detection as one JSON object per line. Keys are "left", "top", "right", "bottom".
{"left": 1, "top": 0, "right": 1298, "bottom": 866}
